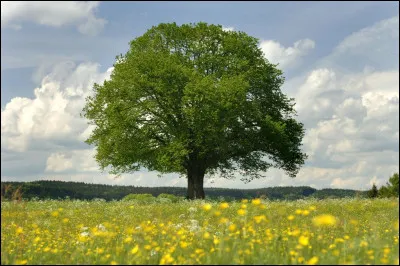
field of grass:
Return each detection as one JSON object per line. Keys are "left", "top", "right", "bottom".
{"left": 1, "top": 198, "right": 399, "bottom": 265}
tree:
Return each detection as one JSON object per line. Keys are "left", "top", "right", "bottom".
{"left": 378, "top": 173, "right": 399, "bottom": 198}
{"left": 81, "top": 22, "right": 307, "bottom": 199}
{"left": 367, "top": 183, "right": 378, "bottom": 198}
{"left": 387, "top": 172, "right": 399, "bottom": 197}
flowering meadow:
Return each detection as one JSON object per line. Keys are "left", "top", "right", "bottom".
{"left": 1, "top": 198, "right": 399, "bottom": 265}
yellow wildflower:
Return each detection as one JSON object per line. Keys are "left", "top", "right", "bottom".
{"left": 160, "top": 254, "right": 174, "bottom": 265}
{"left": 202, "top": 204, "right": 212, "bottom": 211}
{"left": 394, "top": 220, "right": 399, "bottom": 231}
{"left": 254, "top": 215, "right": 267, "bottom": 224}
{"left": 131, "top": 245, "right": 139, "bottom": 254}
{"left": 180, "top": 241, "right": 188, "bottom": 248}
{"left": 228, "top": 224, "right": 237, "bottom": 232}
{"left": 291, "top": 229, "right": 300, "bottom": 236}
{"left": 312, "top": 214, "right": 337, "bottom": 226}
{"left": 195, "top": 249, "right": 204, "bottom": 254}
{"left": 251, "top": 198, "right": 261, "bottom": 205}
{"left": 299, "top": 236, "right": 309, "bottom": 246}
{"left": 237, "top": 209, "right": 246, "bottom": 216}
{"left": 383, "top": 247, "right": 391, "bottom": 255}
{"left": 219, "top": 202, "right": 229, "bottom": 209}
{"left": 124, "top": 237, "right": 133, "bottom": 243}
{"left": 15, "top": 260, "right": 28, "bottom": 265}
{"left": 219, "top": 217, "right": 229, "bottom": 224}
{"left": 288, "top": 215, "right": 295, "bottom": 221}
{"left": 380, "top": 258, "right": 389, "bottom": 264}
{"left": 95, "top": 248, "right": 104, "bottom": 254}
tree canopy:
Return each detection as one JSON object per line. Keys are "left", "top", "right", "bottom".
{"left": 378, "top": 172, "right": 399, "bottom": 198}
{"left": 82, "top": 22, "right": 307, "bottom": 199}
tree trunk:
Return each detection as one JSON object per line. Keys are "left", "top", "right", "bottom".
{"left": 194, "top": 174, "right": 205, "bottom": 199}
{"left": 187, "top": 172, "right": 195, "bottom": 200}
{"left": 186, "top": 166, "right": 205, "bottom": 200}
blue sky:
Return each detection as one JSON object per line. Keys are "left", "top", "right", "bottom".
{"left": 1, "top": 1, "right": 399, "bottom": 190}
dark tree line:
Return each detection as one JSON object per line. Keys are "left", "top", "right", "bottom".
{"left": 1, "top": 180, "right": 368, "bottom": 201}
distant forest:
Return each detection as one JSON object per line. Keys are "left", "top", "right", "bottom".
{"left": 1, "top": 180, "right": 368, "bottom": 201}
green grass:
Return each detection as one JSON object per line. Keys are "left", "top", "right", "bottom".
{"left": 1, "top": 198, "right": 399, "bottom": 265}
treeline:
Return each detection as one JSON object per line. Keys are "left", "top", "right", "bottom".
{"left": 368, "top": 173, "right": 399, "bottom": 198}
{"left": 1, "top": 180, "right": 369, "bottom": 201}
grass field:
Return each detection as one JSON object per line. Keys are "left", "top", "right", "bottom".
{"left": 1, "top": 198, "right": 399, "bottom": 265}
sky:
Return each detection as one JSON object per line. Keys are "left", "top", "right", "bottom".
{"left": 1, "top": 1, "right": 399, "bottom": 190}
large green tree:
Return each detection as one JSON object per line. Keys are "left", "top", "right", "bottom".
{"left": 82, "top": 22, "right": 307, "bottom": 199}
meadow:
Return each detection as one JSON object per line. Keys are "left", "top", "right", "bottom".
{"left": 1, "top": 198, "right": 399, "bottom": 265}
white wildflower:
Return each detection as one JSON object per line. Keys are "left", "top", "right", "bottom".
{"left": 80, "top": 231, "right": 90, "bottom": 237}
{"left": 188, "top": 207, "right": 197, "bottom": 213}
{"left": 97, "top": 224, "right": 106, "bottom": 231}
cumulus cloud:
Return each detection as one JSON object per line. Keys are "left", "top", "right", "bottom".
{"left": 295, "top": 67, "right": 399, "bottom": 180}
{"left": 45, "top": 149, "right": 98, "bottom": 173}
{"left": 1, "top": 61, "right": 113, "bottom": 153}
{"left": 288, "top": 16, "right": 399, "bottom": 190}
{"left": 45, "top": 152, "right": 74, "bottom": 172}
{"left": 334, "top": 16, "right": 399, "bottom": 55}
{"left": 1, "top": 1, "right": 107, "bottom": 36}
{"left": 259, "top": 38, "right": 315, "bottom": 69}
{"left": 318, "top": 15, "right": 399, "bottom": 72}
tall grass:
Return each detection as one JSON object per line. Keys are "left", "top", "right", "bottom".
{"left": 1, "top": 198, "right": 399, "bottom": 265}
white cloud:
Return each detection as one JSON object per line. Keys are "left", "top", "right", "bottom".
{"left": 1, "top": 1, "right": 107, "bottom": 36}
{"left": 292, "top": 67, "right": 398, "bottom": 190}
{"left": 45, "top": 149, "right": 97, "bottom": 173}
{"left": 280, "top": 15, "right": 399, "bottom": 190}
{"left": 318, "top": 15, "right": 399, "bottom": 72}
{"left": 1, "top": 61, "right": 113, "bottom": 153}
{"left": 45, "top": 152, "right": 74, "bottom": 172}
{"left": 334, "top": 16, "right": 399, "bottom": 55}
{"left": 259, "top": 38, "right": 315, "bottom": 69}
